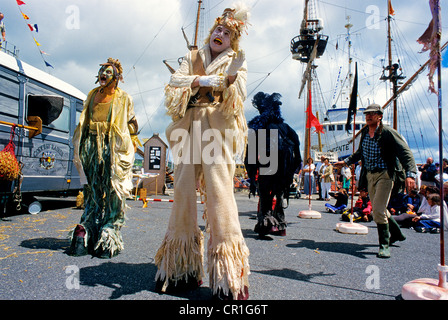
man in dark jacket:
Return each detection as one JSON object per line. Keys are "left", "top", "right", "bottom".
{"left": 419, "top": 157, "right": 437, "bottom": 187}
{"left": 245, "top": 92, "right": 301, "bottom": 237}
{"left": 336, "top": 103, "right": 416, "bottom": 258}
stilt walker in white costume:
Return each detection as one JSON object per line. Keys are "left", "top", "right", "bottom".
{"left": 154, "top": 3, "right": 250, "bottom": 300}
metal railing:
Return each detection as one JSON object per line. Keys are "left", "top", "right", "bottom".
{"left": 0, "top": 41, "right": 19, "bottom": 58}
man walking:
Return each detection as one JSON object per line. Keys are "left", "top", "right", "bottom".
{"left": 336, "top": 104, "right": 416, "bottom": 258}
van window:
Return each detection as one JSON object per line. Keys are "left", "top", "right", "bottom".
{"left": 27, "top": 95, "right": 69, "bottom": 131}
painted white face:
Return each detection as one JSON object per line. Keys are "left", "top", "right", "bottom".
{"left": 209, "top": 25, "right": 232, "bottom": 54}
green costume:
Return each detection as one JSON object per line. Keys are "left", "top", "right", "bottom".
{"left": 70, "top": 86, "right": 137, "bottom": 258}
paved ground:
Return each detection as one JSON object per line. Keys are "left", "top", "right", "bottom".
{"left": 0, "top": 190, "right": 446, "bottom": 305}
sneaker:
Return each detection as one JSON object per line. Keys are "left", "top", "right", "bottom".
{"left": 415, "top": 227, "right": 427, "bottom": 233}
{"left": 430, "top": 228, "right": 440, "bottom": 234}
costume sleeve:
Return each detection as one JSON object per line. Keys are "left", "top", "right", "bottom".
{"left": 125, "top": 94, "right": 141, "bottom": 147}
{"left": 220, "top": 60, "right": 247, "bottom": 118}
{"left": 219, "top": 59, "right": 248, "bottom": 157}
{"left": 165, "top": 52, "right": 196, "bottom": 121}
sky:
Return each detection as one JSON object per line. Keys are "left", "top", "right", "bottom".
{"left": 1, "top": 0, "right": 447, "bottom": 164}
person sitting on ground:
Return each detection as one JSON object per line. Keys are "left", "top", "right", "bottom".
{"left": 387, "top": 192, "right": 409, "bottom": 215}
{"left": 341, "top": 188, "right": 372, "bottom": 222}
{"left": 412, "top": 193, "right": 444, "bottom": 233}
{"left": 393, "top": 186, "right": 438, "bottom": 228}
{"left": 406, "top": 188, "right": 421, "bottom": 213}
{"left": 417, "top": 185, "right": 438, "bottom": 216}
{"left": 325, "top": 187, "right": 348, "bottom": 213}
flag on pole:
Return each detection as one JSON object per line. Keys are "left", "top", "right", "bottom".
{"left": 346, "top": 62, "right": 358, "bottom": 132}
{"left": 388, "top": 0, "right": 395, "bottom": 16}
{"left": 306, "top": 89, "right": 325, "bottom": 134}
{"left": 22, "top": 12, "right": 29, "bottom": 20}
{"left": 417, "top": 0, "right": 441, "bottom": 94}
{"left": 16, "top": 0, "right": 26, "bottom": 5}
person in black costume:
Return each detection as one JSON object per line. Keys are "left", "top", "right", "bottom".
{"left": 245, "top": 92, "right": 301, "bottom": 237}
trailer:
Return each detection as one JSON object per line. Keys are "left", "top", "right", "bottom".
{"left": 0, "top": 48, "right": 86, "bottom": 214}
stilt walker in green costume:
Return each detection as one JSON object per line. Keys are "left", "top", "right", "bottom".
{"left": 69, "top": 58, "right": 139, "bottom": 258}
{"left": 154, "top": 3, "right": 251, "bottom": 299}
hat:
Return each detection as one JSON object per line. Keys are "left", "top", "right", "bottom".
{"left": 363, "top": 103, "right": 383, "bottom": 114}
{"left": 252, "top": 92, "right": 282, "bottom": 114}
{"left": 206, "top": 2, "right": 250, "bottom": 52}
{"left": 215, "top": 3, "right": 250, "bottom": 37}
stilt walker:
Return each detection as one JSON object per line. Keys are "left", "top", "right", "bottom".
{"left": 402, "top": 0, "right": 448, "bottom": 299}
{"left": 69, "top": 58, "right": 140, "bottom": 258}
{"left": 154, "top": 3, "right": 250, "bottom": 300}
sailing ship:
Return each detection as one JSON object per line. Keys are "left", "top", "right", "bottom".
{"left": 292, "top": 0, "right": 447, "bottom": 162}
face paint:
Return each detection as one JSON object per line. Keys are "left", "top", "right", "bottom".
{"left": 209, "top": 25, "right": 232, "bottom": 54}
{"left": 98, "top": 65, "right": 115, "bottom": 87}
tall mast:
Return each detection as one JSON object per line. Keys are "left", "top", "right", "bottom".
{"left": 291, "top": 0, "right": 328, "bottom": 160}
{"left": 192, "top": 0, "right": 202, "bottom": 50}
{"left": 380, "top": 0, "right": 405, "bottom": 129}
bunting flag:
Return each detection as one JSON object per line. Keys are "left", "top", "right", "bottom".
{"left": 346, "top": 62, "right": 358, "bottom": 132}
{"left": 16, "top": 1, "right": 53, "bottom": 68}
{"left": 417, "top": 0, "right": 441, "bottom": 94}
{"left": 306, "top": 89, "right": 325, "bottom": 134}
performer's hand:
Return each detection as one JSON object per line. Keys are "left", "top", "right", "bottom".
{"left": 226, "top": 50, "right": 245, "bottom": 76}
{"left": 198, "top": 75, "right": 225, "bottom": 88}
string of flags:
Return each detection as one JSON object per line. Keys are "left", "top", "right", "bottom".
{"left": 16, "top": 0, "right": 53, "bottom": 68}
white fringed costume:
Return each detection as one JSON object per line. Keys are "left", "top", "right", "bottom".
{"left": 154, "top": 42, "right": 250, "bottom": 297}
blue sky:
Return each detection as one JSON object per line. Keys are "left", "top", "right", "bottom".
{"left": 1, "top": 0, "right": 447, "bottom": 164}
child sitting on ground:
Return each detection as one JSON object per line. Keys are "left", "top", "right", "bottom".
{"left": 325, "top": 188, "right": 348, "bottom": 213}
{"left": 341, "top": 189, "right": 373, "bottom": 222}
{"left": 412, "top": 193, "right": 443, "bottom": 233}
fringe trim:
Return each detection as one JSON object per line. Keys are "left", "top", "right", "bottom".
{"left": 220, "top": 84, "right": 248, "bottom": 158}
{"left": 154, "top": 229, "right": 205, "bottom": 291}
{"left": 207, "top": 239, "right": 250, "bottom": 297}
{"left": 165, "top": 85, "right": 192, "bottom": 121}
{"left": 94, "top": 227, "right": 124, "bottom": 257}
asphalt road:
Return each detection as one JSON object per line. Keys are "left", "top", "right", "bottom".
{"left": 0, "top": 190, "right": 446, "bottom": 305}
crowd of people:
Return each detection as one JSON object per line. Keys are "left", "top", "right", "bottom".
{"left": 292, "top": 155, "right": 448, "bottom": 235}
